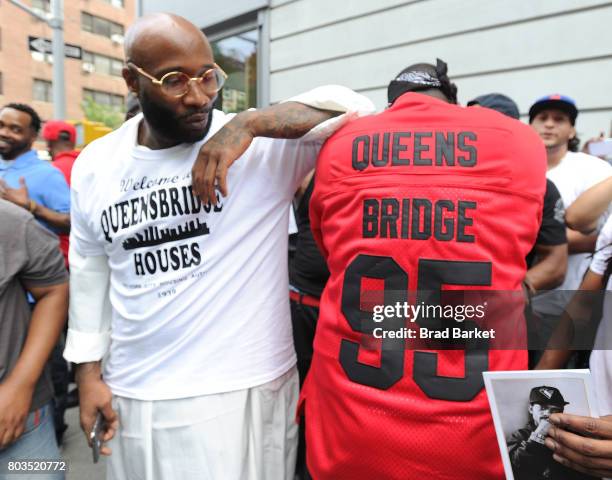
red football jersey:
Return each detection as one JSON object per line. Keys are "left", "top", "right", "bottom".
{"left": 305, "top": 93, "right": 546, "bottom": 479}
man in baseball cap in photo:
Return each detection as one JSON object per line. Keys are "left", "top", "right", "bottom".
{"left": 508, "top": 386, "right": 589, "bottom": 479}
{"left": 529, "top": 385, "right": 570, "bottom": 410}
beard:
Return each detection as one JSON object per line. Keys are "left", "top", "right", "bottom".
{"left": 139, "top": 89, "right": 215, "bottom": 145}
{"left": 0, "top": 136, "right": 32, "bottom": 160}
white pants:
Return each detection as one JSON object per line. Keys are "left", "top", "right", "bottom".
{"left": 107, "top": 367, "right": 299, "bottom": 480}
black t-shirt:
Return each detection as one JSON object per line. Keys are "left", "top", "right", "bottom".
{"left": 526, "top": 179, "right": 567, "bottom": 267}
{"left": 289, "top": 176, "right": 329, "bottom": 298}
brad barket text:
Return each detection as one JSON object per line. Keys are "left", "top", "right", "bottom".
{"left": 373, "top": 326, "right": 496, "bottom": 340}
{"left": 372, "top": 301, "right": 487, "bottom": 323}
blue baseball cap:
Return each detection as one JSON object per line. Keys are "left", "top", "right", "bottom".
{"left": 529, "top": 94, "right": 578, "bottom": 125}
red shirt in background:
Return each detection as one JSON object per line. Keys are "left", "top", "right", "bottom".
{"left": 52, "top": 150, "right": 79, "bottom": 265}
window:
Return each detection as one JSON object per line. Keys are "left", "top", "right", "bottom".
{"left": 81, "top": 12, "right": 124, "bottom": 39}
{"left": 211, "top": 29, "right": 257, "bottom": 113}
{"left": 101, "top": 0, "right": 124, "bottom": 7}
{"left": 31, "top": 0, "right": 50, "bottom": 14}
{"left": 33, "top": 79, "right": 52, "bottom": 102}
{"left": 83, "top": 88, "right": 124, "bottom": 108}
{"left": 82, "top": 51, "right": 123, "bottom": 77}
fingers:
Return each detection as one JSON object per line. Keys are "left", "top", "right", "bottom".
{"left": 215, "top": 159, "right": 229, "bottom": 199}
{"left": 80, "top": 409, "right": 96, "bottom": 447}
{"left": 546, "top": 438, "right": 612, "bottom": 477}
{"left": 547, "top": 426, "right": 612, "bottom": 459}
{"left": 544, "top": 416, "right": 612, "bottom": 477}
{"left": 18, "top": 177, "right": 26, "bottom": 188}
{"left": 192, "top": 150, "right": 217, "bottom": 206}
{"left": 101, "top": 401, "right": 117, "bottom": 424}
{"left": 100, "top": 445, "right": 113, "bottom": 456}
{"left": 550, "top": 413, "right": 612, "bottom": 439}
{"left": 0, "top": 427, "right": 12, "bottom": 449}
{"left": 552, "top": 455, "right": 612, "bottom": 479}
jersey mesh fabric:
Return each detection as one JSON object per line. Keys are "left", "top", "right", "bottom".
{"left": 305, "top": 93, "right": 546, "bottom": 479}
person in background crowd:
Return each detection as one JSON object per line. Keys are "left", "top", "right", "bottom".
{"left": 42, "top": 120, "right": 80, "bottom": 436}
{"left": 529, "top": 94, "right": 612, "bottom": 366}
{"left": 468, "top": 93, "right": 568, "bottom": 293}
{"left": 0, "top": 199, "right": 68, "bottom": 479}
{"left": 289, "top": 170, "right": 329, "bottom": 480}
{"left": 468, "top": 93, "right": 568, "bottom": 366}
{"left": 302, "top": 59, "right": 545, "bottom": 479}
{"left": 0, "top": 104, "right": 70, "bottom": 235}
{"left": 41, "top": 120, "right": 78, "bottom": 266}
{"left": 537, "top": 178, "right": 612, "bottom": 477}
{"left": 42, "top": 120, "right": 82, "bottom": 425}
{"left": 64, "top": 12, "right": 373, "bottom": 480}
{"left": 43, "top": 120, "right": 79, "bottom": 186}
{"left": 0, "top": 105, "right": 72, "bottom": 445}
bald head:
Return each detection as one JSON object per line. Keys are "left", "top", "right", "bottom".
{"left": 125, "top": 13, "right": 212, "bottom": 69}
{"left": 122, "top": 13, "right": 219, "bottom": 149}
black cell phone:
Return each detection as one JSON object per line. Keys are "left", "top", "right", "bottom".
{"left": 90, "top": 412, "right": 105, "bottom": 463}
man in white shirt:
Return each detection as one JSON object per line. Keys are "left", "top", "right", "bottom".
{"left": 529, "top": 94, "right": 611, "bottom": 359}
{"left": 63, "top": 13, "right": 373, "bottom": 480}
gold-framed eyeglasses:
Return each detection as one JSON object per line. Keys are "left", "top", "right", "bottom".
{"left": 128, "top": 62, "right": 228, "bottom": 98}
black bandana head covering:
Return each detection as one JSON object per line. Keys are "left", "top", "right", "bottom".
{"left": 387, "top": 58, "right": 457, "bottom": 105}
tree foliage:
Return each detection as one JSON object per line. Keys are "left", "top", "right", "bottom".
{"left": 81, "top": 96, "right": 124, "bottom": 129}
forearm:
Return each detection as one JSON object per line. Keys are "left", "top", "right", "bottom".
{"left": 32, "top": 202, "right": 70, "bottom": 233}
{"left": 526, "top": 244, "right": 567, "bottom": 291}
{"left": 75, "top": 361, "right": 103, "bottom": 384}
{"left": 567, "top": 228, "right": 597, "bottom": 254}
{"left": 6, "top": 283, "right": 68, "bottom": 389}
{"left": 526, "top": 261, "right": 565, "bottom": 291}
{"left": 565, "top": 176, "right": 612, "bottom": 233}
{"left": 536, "top": 349, "right": 572, "bottom": 369}
{"left": 237, "top": 102, "right": 339, "bottom": 140}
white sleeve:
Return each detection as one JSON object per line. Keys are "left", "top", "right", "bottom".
{"left": 63, "top": 249, "right": 112, "bottom": 363}
{"left": 64, "top": 156, "right": 112, "bottom": 363}
{"left": 591, "top": 216, "right": 612, "bottom": 276}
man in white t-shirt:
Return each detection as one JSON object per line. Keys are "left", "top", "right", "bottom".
{"left": 63, "top": 13, "right": 373, "bottom": 480}
{"left": 529, "top": 94, "right": 612, "bottom": 357}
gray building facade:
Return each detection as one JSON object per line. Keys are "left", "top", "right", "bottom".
{"left": 140, "top": 0, "right": 612, "bottom": 139}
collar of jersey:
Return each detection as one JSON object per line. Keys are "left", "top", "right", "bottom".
{"left": 390, "top": 92, "right": 452, "bottom": 111}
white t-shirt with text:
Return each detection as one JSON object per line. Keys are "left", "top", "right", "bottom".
{"left": 69, "top": 110, "right": 337, "bottom": 400}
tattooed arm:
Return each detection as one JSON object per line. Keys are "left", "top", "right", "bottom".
{"left": 191, "top": 102, "right": 338, "bottom": 205}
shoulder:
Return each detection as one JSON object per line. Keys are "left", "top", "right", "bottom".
{"left": 0, "top": 198, "right": 32, "bottom": 224}
{"left": 564, "top": 151, "right": 612, "bottom": 170}
{"left": 72, "top": 116, "right": 137, "bottom": 187}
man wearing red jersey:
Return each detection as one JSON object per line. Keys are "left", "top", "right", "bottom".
{"left": 305, "top": 60, "right": 547, "bottom": 479}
